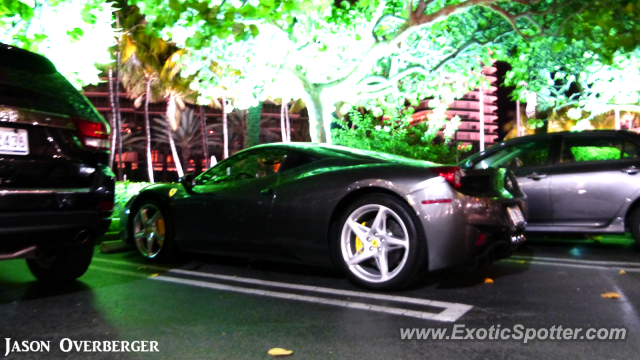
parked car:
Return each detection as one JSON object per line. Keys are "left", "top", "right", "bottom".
{"left": 122, "top": 143, "right": 526, "bottom": 290}
{"left": 459, "top": 130, "right": 640, "bottom": 244}
{"left": 0, "top": 43, "right": 115, "bottom": 283}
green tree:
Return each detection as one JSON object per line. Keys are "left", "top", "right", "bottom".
{"left": 136, "top": 0, "right": 640, "bottom": 145}
{"left": 245, "top": 103, "right": 262, "bottom": 148}
{"left": 119, "top": 8, "right": 196, "bottom": 178}
{"left": 1, "top": 0, "right": 117, "bottom": 88}
{"left": 502, "top": 0, "right": 640, "bottom": 126}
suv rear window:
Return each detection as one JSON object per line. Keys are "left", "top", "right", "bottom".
{"left": 0, "top": 43, "right": 57, "bottom": 74}
{"left": 0, "top": 45, "right": 103, "bottom": 123}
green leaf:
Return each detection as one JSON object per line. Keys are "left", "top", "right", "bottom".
{"left": 80, "top": 4, "right": 97, "bottom": 25}
{"left": 551, "top": 40, "right": 566, "bottom": 53}
{"left": 66, "top": 28, "right": 84, "bottom": 43}
{"left": 248, "top": 24, "right": 259, "bottom": 37}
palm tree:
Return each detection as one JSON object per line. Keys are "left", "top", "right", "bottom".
{"left": 200, "top": 105, "right": 209, "bottom": 167}
{"left": 152, "top": 108, "right": 217, "bottom": 174}
{"left": 119, "top": 8, "right": 197, "bottom": 179}
{"left": 119, "top": 7, "right": 164, "bottom": 183}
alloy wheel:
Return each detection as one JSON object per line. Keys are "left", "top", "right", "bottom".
{"left": 133, "top": 204, "right": 166, "bottom": 259}
{"left": 340, "top": 204, "right": 410, "bottom": 283}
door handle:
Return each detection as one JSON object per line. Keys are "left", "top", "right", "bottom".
{"left": 621, "top": 166, "right": 639, "bottom": 175}
{"left": 260, "top": 188, "right": 273, "bottom": 196}
{"left": 526, "top": 172, "right": 547, "bottom": 180}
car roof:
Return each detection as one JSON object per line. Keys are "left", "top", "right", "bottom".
{"left": 485, "top": 130, "right": 640, "bottom": 150}
{"left": 460, "top": 130, "right": 640, "bottom": 167}
{"left": 242, "top": 142, "right": 441, "bottom": 167}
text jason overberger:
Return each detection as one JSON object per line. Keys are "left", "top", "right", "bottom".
{"left": 4, "top": 338, "right": 159, "bottom": 356}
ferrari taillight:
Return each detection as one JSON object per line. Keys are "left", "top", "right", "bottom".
{"left": 433, "top": 166, "right": 462, "bottom": 188}
{"left": 72, "top": 118, "right": 110, "bottom": 150}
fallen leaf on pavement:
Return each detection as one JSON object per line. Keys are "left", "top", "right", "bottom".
{"left": 150, "top": 273, "right": 160, "bottom": 277}
{"left": 484, "top": 278, "right": 494, "bottom": 284}
{"left": 619, "top": 270, "right": 626, "bottom": 274}
{"left": 601, "top": 292, "right": 621, "bottom": 299}
{"left": 268, "top": 348, "right": 293, "bottom": 356}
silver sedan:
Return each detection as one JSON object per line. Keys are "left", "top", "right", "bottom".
{"left": 460, "top": 130, "right": 640, "bottom": 245}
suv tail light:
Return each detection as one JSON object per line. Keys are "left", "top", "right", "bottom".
{"left": 72, "top": 118, "right": 110, "bottom": 150}
{"left": 433, "top": 166, "right": 462, "bottom": 188}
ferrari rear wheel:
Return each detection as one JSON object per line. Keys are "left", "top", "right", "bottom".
{"left": 332, "top": 194, "right": 427, "bottom": 290}
{"left": 131, "top": 200, "right": 176, "bottom": 261}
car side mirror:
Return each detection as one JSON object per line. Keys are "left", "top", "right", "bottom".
{"left": 180, "top": 173, "right": 196, "bottom": 194}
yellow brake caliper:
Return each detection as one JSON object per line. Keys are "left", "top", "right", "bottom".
{"left": 156, "top": 218, "right": 165, "bottom": 246}
{"left": 355, "top": 222, "right": 366, "bottom": 253}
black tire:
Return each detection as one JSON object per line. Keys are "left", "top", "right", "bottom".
{"left": 629, "top": 206, "right": 640, "bottom": 249}
{"left": 330, "top": 193, "right": 428, "bottom": 291}
{"left": 27, "top": 238, "right": 95, "bottom": 284}
{"left": 130, "top": 199, "right": 177, "bottom": 261}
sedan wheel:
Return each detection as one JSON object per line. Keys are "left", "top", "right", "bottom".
{"left": 333, "top": 194, "right": 427, "bottom": 290}
{"left": 132, "top": 201, "right": 174, "bottom": 260}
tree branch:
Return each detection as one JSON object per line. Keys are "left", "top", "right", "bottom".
{"left": 372, "top": 14, "right": 407, "bottom": 42}
{"left": 355, "top": 39, "right": 487, "bottom": 95}
{"left": 487, "top": 4, "right": 540, "bottom": 38}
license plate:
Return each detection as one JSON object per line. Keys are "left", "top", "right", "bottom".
{"left": 0, "top": 127, "right": 29, "bottom": 155}
{"left": 507, "top": 206, "right": 525, "bottom": 225}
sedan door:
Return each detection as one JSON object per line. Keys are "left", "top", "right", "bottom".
{"left": 470, "top": 137, "right": 555, "bottom": 225}
{"left": 549, "top": 134, "right": 640, "bottom": 227}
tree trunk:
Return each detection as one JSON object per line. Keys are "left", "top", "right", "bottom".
{"left": 108, "top": 68, "right": 117, "bottom": 170}
{"left": 165, "top": 98, "right": 184, "bottom": 177}
{"left": 200, "top": 105, "right": 208, "bottom": 168}
{"left": 222, "top": 96, "right": 229, "bottom": 159}
{"left": 280, "top": 102, "right": 286, "bottom": 142}
{"left": 162, "top": 150, "right": 168, "bottom": 182}
{"left": 115, "top": 56, "right": 123, "bottom": 180}
{"left": 302, "top": 86, "right": 330, "bottom": 143}
{"left": 115, "top": 15, "right": 123, "bottom": 180}
{"left": 180, "top": 145, "right": 190, "bottom": 174}
{"left": 285, "top": 101, "right": 291, "bottom": 142}
{"left": 144, "top": 76, "right": 154, "bottom": 183}
{"left": 245, "top": 102, "right": 261, "bottom": 148}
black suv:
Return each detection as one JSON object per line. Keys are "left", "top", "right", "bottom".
{"left": 0, "top": 43, "right": 114, "bottom": 283}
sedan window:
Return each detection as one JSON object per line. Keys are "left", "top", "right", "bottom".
{"left": 472, "top": 139, "right": 551, "bottom": 169}
{"left": 560, "top": 136, "right": 638, "bottom": 163}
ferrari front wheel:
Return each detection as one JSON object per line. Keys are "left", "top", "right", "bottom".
{"left": 332, "top": 194, "right": 428, "bottom": 290}
{"left": 131, "top": 200, "right": 176, "bottom": 261}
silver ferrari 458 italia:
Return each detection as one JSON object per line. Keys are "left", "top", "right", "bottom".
{"left": 121, "top": 143, "right": 526, "bottom": 290}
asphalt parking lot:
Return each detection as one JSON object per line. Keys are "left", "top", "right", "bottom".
{"left": 1, "top": 234, "right": 639, "bottom": 359}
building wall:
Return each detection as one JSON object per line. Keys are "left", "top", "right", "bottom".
{"left": 411, "top": 65, "right": 499, "bottom": 147}
{"left": 82, "top": 78, "right": 310, "bottom": 179}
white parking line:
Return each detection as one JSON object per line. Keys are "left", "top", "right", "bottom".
{"left": 91, "top": 259, "right": 472, "bottom": 322}
{"left": 510, "top": 255, "right": 640, "bottom": 268}
{"left": 503, "top": 258, "right": 640, "bottom": 272}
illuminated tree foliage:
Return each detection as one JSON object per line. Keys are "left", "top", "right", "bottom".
{"left": 503, "top": 0, "right": 640, "bottom": 128}
{"left": 5, "top": 0, "right": 640, "bottom": 153}
{"left": 0, "top": 0, "right": 117, "bottom": 88}
{"left": 131, "top": 0, "right": 639, "bottom": 144}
